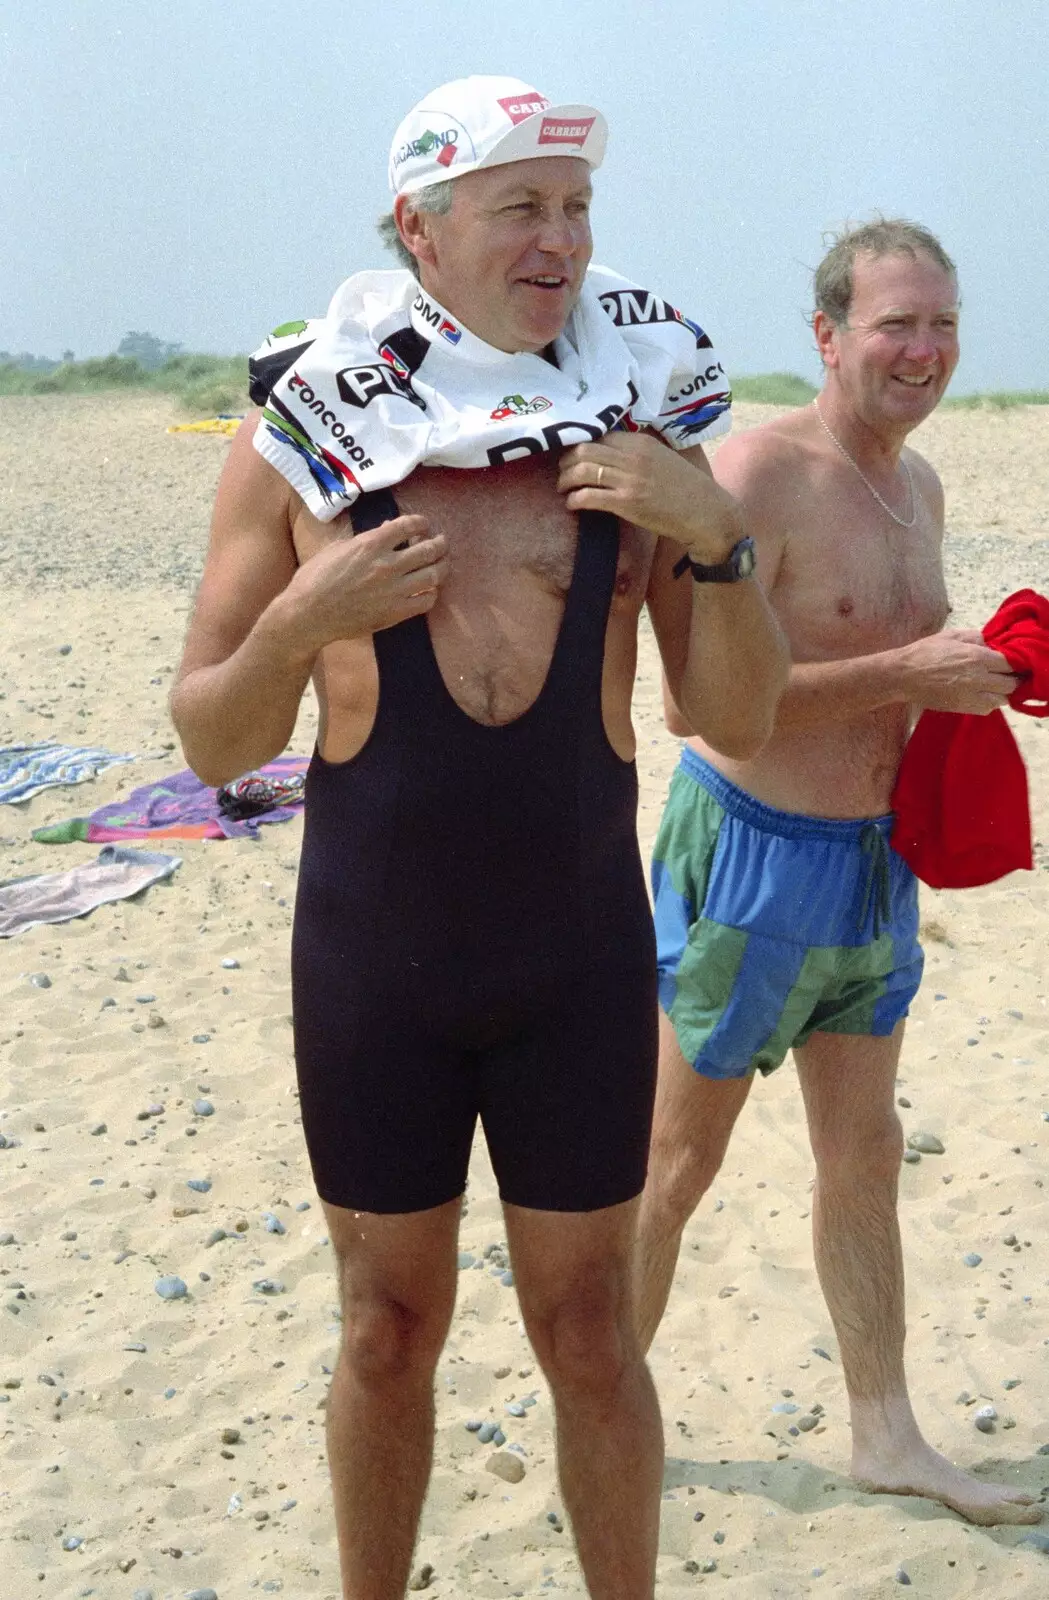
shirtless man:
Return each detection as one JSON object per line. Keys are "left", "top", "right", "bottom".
{"left": 171, "top": 77, "right": 786, "bottom": 1600}
{"left": 636, "top": 220, "right": 1040, "bottom": 1526}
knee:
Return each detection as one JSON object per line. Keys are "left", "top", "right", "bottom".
{"left": 339, "top": 1295, "right": 448, "bottom": 1385}
{"left": 528, "top": 1277, "right": 636, "bottom": 1397}
{"left": 812, "top": 1111, "right": 904, "bottom": 1187}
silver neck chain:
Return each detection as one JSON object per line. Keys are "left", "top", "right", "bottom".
{"left": 812, "top": 400, "right": 917, "bottom": 529}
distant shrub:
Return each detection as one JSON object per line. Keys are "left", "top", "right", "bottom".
{"left": 0, "top": 362, "right": 53, "bottom": 394}
{"left": 57, "top": 355, "right": 149, "bottom": 390}
{"left": 176, "top": 376, "right": 248, "bottom": 416}
{"left": 944, "top": 390, "right": 1049, "bottom": 410}
{"left": 159, "top": 352, "right": 241, "bottom": 383}
{"left": 0, "top": 351, "right": 248, "bottom": 408}
{"left": 117, "top": 331, "right": 183, "bottom": 369}
{"left": 0, "top": 355, "right": 148, "bottom": 393}
{"left": 730, "top": 373, "right": 818, "bottom": 405}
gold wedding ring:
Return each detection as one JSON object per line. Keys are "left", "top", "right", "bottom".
{"left": 597, "top": 465, "right": 605, "bottom": 488}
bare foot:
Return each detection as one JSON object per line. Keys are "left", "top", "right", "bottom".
{"left": 853, "top": 1440, "right": 1043, "bottom": 1526}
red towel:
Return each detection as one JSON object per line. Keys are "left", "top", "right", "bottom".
{"left": 890, "top": 589, "right": 1049, "bottom": 888}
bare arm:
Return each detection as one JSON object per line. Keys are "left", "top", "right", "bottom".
{"left": 558, "top": 434, "right": 789, "bottom": 759}
{"left": 171, "top": 416, "right": 447, "bottom": 785}
{"left": 770, "top": 630, "right": 1019, "bottom": 728}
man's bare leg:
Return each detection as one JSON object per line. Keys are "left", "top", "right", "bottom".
{"left": 634, "top": 1009, "right": 753, "bottom": 1352}
{"left": 323, "top": 1198, "right": 462, "bottom": 1600}
{"left": 796, "top": 1027, "right": 1039, "bottom": 1526}
{"left": 505, "top": 1197, "right": 663, "bottom": 1600}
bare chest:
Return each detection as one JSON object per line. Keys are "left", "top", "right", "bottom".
{"left": 774, "top": 482, "right": 949, "bottom": 661}
{"left": 301, "top": 460, "right": 654, "bottom": 727}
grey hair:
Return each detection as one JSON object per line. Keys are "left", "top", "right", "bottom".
{"left": 376, "top": 180, "right": 456, "bottom": 276}
{"left": 813, "top": 217, "right": 957, "bottom": 328}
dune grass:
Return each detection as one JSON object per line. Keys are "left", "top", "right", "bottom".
{"left": 730, "top": 376, "right": 1049, "bottom": 410}
{"left": 2, "top": 354, "right": 1046, "bottom": 419}
{"left": 729, "top": 373, "right": 819, "bottom": 405}
{"left": 943, "top": 390, "right": 1049, "bottom": 410}
{"left": 0, "top": 353, "right": 249, "bottom": 414}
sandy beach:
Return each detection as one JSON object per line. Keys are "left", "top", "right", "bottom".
{"left": 1, "top": 392, "right": 1048, "bottom": 1599}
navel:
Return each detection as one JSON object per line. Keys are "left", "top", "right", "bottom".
{"left": 837, "top": 596, "right": 855, "bottom": 618}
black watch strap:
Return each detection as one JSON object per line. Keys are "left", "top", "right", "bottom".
{"left": 673, "top": 536, "right": 756, "bottom": 583}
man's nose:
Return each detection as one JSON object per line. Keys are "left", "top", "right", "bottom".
{"left": 903, "top": 328, "right": 939, "bottom": 363}
{"left": 535, "top": 208, "right": 578, "bottom": 253}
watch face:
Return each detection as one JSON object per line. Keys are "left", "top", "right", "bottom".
{"left": 735, "top": 539, "right": 756, "bottom": 578}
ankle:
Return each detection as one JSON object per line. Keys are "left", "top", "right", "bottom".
{"left": 848, "top": 1394, "right": 923, "bottom": 1457}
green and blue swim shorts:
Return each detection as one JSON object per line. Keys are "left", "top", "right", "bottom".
{"left": 652, "top": 748, "right": 924, "bottom": 1079}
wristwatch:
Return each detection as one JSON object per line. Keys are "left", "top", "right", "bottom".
{"left": 673, "top": 536, "right": 756, "bottom": 583}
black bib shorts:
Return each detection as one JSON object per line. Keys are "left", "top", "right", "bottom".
{"left": 291, "top": 491, "right": 657, "bottom": 1214}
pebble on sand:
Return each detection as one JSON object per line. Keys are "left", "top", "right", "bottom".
{"left": 487, "top": 1451, "right": 526, "bottom": 1484}
{"left": 974, "top": 1404, "right": 997, "bottom": 1433}
{"left": 906, "top": 1131, "right": 945, "bottom": 1154}
{"left": 1018, "top": 1532, "right": 1049, "bottom": 1554}
{"left": 155, "top": 1275, "right": 188, "bottom": 1300}
{"left": 963, "top": 1252, "right": 983, "bottom": 1267}
{"left": 262, "top": 1212, "right": 286, "bottom": 1234}
{"left": 193, "top": 1099, "right": 215, "bottom": 1116}
{"left": 408, "top": 1564, "right": 435, "bottom": 1592}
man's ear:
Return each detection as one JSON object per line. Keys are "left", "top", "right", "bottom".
{"left": 813, "top": 310, "right": 840, "bottom": 370}
{"left": 394, "top": 194, "right": 439, "bottom": 271}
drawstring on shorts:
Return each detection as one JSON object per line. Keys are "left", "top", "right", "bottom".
{"left": 858, "top": 823, "right": 892, "bottom": 937}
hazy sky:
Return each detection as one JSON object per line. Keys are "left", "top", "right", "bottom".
{"left": 3, "top": 1, "right": 1046, "bottom": 391}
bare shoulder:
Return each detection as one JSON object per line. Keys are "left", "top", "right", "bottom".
{"left": 214, "top": 409, "right": 297, "bottom": 519}
{"left": 904, "top": 446, "right": 946, "bottom": 529}
{"left": 177, "top": 411, "right": 301, "bottom": 679}
{"left": 713, "top": 410, "right": 816, "bottom": 523}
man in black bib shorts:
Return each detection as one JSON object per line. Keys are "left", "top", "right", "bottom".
{"left": 172, "top": 75, "right": 786, "bottom": 1600}
{"left": 293, "top": 486, "right": 659, "bottom": 1219}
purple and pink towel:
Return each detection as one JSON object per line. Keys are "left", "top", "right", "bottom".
{"left": 31, "top": 757, "right": 309, "bottom": 844}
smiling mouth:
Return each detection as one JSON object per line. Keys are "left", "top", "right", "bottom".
{"left": 893, "top": 373, "right": 934, "bottom": 387}
{"left": 520, "top": 274, "right": 570, "bottom": 290}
